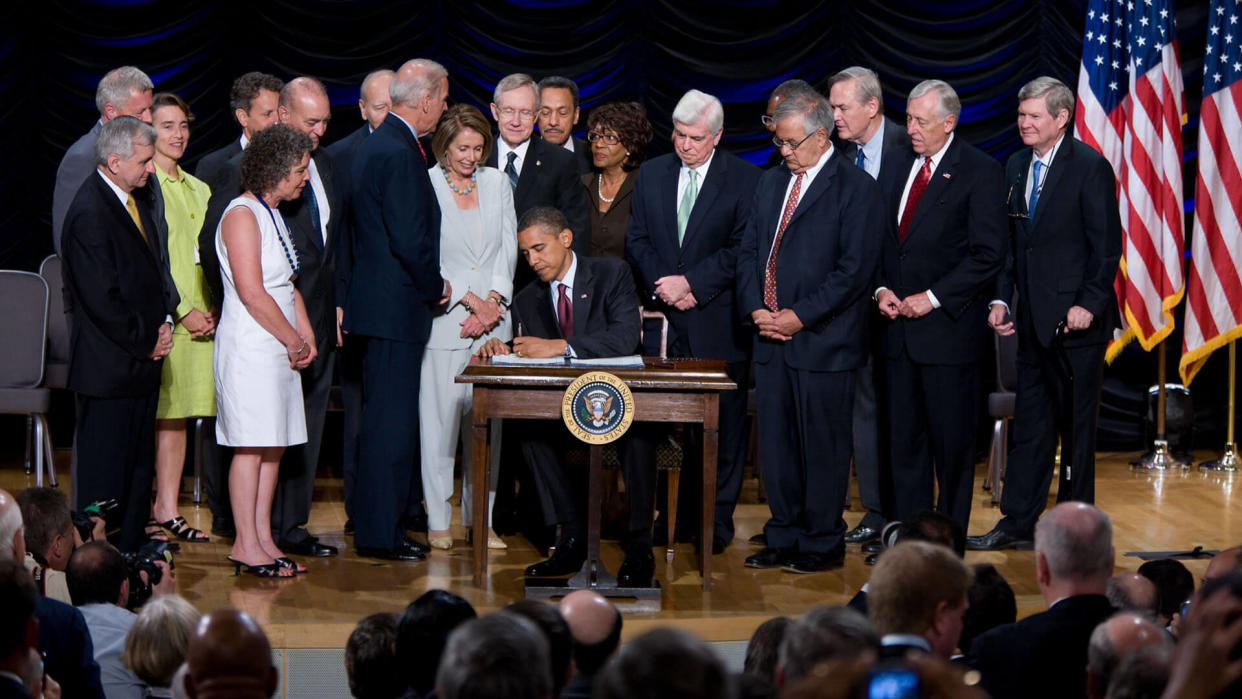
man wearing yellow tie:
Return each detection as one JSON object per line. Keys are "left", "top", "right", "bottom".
{"left": 61, "top": 116, "right": 176, "bottom": 553}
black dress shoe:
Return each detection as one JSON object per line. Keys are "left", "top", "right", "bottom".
{"left": 864, "top": 552, "right": 879, "bottom": 566}
{"left": 744, "top": 547, "right": 796, "bottom": 569}
{"left": 356, "top": 540, "right": 427, "bottom": 561}
{"left": 966, "top": 527, "right": 1034, "bottom": 551}
{"left": 783, "top": 550, "right": 845, "bottom": 574}
{"left": 844, "top": 524, "right": 880, "bottom": 545}
{"left": 861, "top": 539, "right": 884, "bottom": 555}
{"left": 711, "top": 537, "right": 728, "bottom": 555}
{"left": 748, "top": 532, "right": 767, "bottom": 547}
{"left": 280, "top": 537, "right": 338, "bottom": 557}
{"left": 343, "top": 519, "right": 354, "bottom": 535}
{"left": 402, "top": 536, "right": 430, "bottom": 555}
{"left": 617, "top": 547, "right": 655, "bottom": 587}
{"left": 524, "top": 539, "right": 586, "bottom": 577}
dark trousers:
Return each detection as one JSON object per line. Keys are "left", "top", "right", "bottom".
{"left": 339, "top": 333, "right": 364, "bottom": 522}
{"left": 853, "top": 353, "right": 888, "bottom": 529}
{"left": 754, "top": 349, "right": 854, "bottom": 554}
{"left": 73, "top": 392, "right": 157, "bottom": 552}
{"left": 998, "top": 335, "right": 1106, "bottom": 535}
{"left": 884, "top": 356, "right": 980, "bottom": 531}
{"left": 271, "top": 343, "right": 334, "bottom": 544}
{"left": 354, "top": 336, "right": 424, "bottom": 550}
{"left": 198, "top": 418, "right": 233, "bottom": 527}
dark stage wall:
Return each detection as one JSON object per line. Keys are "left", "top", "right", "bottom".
{"left": 1, "top": 0, "right": 1230, "bottom": 448}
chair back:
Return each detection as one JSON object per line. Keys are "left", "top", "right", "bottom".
{"left": 640, "top": 309, "right": 669, "bottom": 359}
{"left": 39, "top": 255, "right": 71, "bottom": 364}
{"left": 0, "top": 270, "right": 49, "bottom": 388}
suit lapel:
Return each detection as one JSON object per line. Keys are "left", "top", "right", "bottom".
{"left": 515, "top": 139, "right": 541, "bottom": 202}
{"left": 99, "top": 177, "right": 159, "bottom": 269}
{"left": 681, "top": 153, "right": 724, "bottom": 250}
{"left": 785, "top": 152, "right": 836, "bottom": 229}
{"left": 904, "top": 138, "right": 961, "bottom": 244}
{"left": 571, "top": 257, "right": 593, "bottom": 338}
{"left": 1009, "top": 149, "right": 1034, "bottom": 235}
{"left": 659, "top": 156, "right": 681, "bottom": 247}
{"left": 1030, "top": 140, "right": 1069, "bottom": 230}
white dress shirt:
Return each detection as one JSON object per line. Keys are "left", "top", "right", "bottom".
{"left": 676, "top": 148, "right": 716, "bottom": 207}
{"left": 883, "top": 131, "right": 957, "bottom": 309}
{"left": 497, "top": 138, "right": 532, "bottom": 177}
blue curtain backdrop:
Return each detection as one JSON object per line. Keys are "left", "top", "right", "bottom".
{"left": 0, "top": 0, "right": 1224, "bottom": 448}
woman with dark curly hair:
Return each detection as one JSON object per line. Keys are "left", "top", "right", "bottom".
{"left": 213, "top": 124, "right": 318, "bottom": 578}
{"left": 581, "top": 101, "right": 652, "bottom": 259}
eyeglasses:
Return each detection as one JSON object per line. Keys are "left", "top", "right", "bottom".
{"left": 772, "top": 129, "right": 819, "bottom": 151}
{"left": 587, "top": 131, "right": 621, "bottom": 145}
{"left": 497, "top": 107, "right": 535, "bottom": 121}
{"left": 760, "top": 114, "right": 775, "bottom": 127}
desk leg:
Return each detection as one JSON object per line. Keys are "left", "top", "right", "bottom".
{"left": 471, "top": 388, "right": 491, "bottom": 587}
{"left": 701, "top": 393, "right": 720, "bottom": 591}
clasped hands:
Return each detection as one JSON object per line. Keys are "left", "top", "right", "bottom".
{"left": 476, "top": 336, "right": 566, "bottom": 359}
{"left": 149, "top": 323, "right": 174, "bottom": 360}
{"left": 987, "top": 303, "right": 1093, "bottom": 337}
{"left": 751, "top": 308, "right": 803, "bottom": 341}
{"left": 877, "top": 289, "right": 933, "bottom": 319}
{"left": 180, "top": 308, "right": 216, "bottom": 338}
{"left": 654, "top": 275, "right": 697, "bottom": 310}
{"left": 459, "top": 290, "right": 505, "bottom": 339}
{"left": 285, "top": 333, "right": 317, "bottom": 370}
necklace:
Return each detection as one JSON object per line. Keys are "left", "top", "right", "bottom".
{"left": 443, "top": 166, "right": 476, "bottom": 195}
{"left": 597, "top": 173, "right": 619, "bottom": 204}
{"left": 254, "top": 196, "right": 300, "bottom": 277}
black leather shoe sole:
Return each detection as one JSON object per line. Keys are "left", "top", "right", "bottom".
{"left": 525, "top": 551, "right": 587, "bottom": 577}
{"left": 966, "top": 528, "right": 1034, "bottom": 551}
{"left": 861, "top": 539, "right": 884, "bottom": 555}
{"left": 745, "top": 547, "right": 795, "bottom": 569}
{"left": 356, "top": 545, "right": 426, "bottom": 562}
{"left": 783, "top": 552, "right": 845, "bottom": 574}
{"left": 844, "top": 525, "right": 880, "bottom": 545}
{"left": 280, "top": 539, "right": 338, "bottom": 557}
{"left": 748, "top": 532, "right": 767, "bottom": 547}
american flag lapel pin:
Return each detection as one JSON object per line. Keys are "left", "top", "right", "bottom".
{"left": 942, "top": 172, "right": 952, "bottom": 179}
{"left": 536, "top": 160, "right": 542, "bottom": 167}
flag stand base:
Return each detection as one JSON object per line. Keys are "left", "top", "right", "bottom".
{"left": 1199, "top": 443, "right": 1238, "bottom": 472}
{"left": 1131, "top": 439, "right": 1192, "bottom": 470}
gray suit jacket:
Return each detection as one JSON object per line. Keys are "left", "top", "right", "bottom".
{"left": 426, "top": 166, "right": 517, "bottom": 349}
{"left": 52, "top": 121, "right": 101, "bottom": 253}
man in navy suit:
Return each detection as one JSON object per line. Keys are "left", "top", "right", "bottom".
{"left": 343, "top": 58, "right": 450, "bottom": 561}
{"left": 626, "top": 89, "right": 760, "bottom": 554}
{"left": 826, "top": 66, "right": 914, "bottom": 547}
{"left": 326, "top": 69, "right": 394, "bottom": 186}
{"left": 0, "top": 558, "right": 38, "bottom": 699}
{"left": 477, "top": 207, "right": 641, "bottom": 579}
{"left": 874, "top": 79, "right": 1005, "bottom": 534}
{"left": 969, "top": 78, "right": 1121, "bottom": 551}
{"left": 193, "top": 72, "right": 283, "bottom": 192}
{"left": 537, "top": 76, "right": 592, "bottom": 175}
{"left": 737, "top": 91, "right": 884, "bottom": 574}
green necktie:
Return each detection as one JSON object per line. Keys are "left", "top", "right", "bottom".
{"left": 677, "top": 169, "right": 699, "bottom": 245}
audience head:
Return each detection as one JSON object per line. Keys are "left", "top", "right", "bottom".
{"left": 0, "top": 490, "right": 22, "bottom": 562}
{"left": 390, "top": 58, "right": 449, "bottom": 136}
{"left": 559, "top": 590, "right": 622, "bottom": 675}
{"left": 396, "top": 589, "right": 476, "bottom": 696}
{"left": 1187, "top": 571, "right": 1242, "bottom": 697}
{"left": 94, "top": 116, "right": 157, "bottom": 193}
{"left": 595, "top": 627, "right": 731, "bottom": 699}
{"left": 1034, "top": 502, "right": 1114, "bottom": 601}
{"left": 344, "top": 612, "right": 402, "bottom": 699}
{"left": 537, "top": 75, "right": 581, "bottom": 146}
{"left": 184, "top": 609, "right": 278, "bottom": 699}
{"left": 122, "top": 594, "right": 201, "bottom": 689}
{"left": 777, "top": 606, "right": 878, "bottom": 688}
{"left": 671, "top": 89, "right": 724, "bottom": 169}
{"left": 517, "top": 206, "right": 575, "bottom": 282}
{"left": 828, "top": 66, "right": 884, "bottom": 144}
{"left": 431, "top": 104, "right": 493, "bottom": 173}
{"left": 1086, "top": 612, "right": 1172, "bottom": 699}
{"left": 906, "top": 79, "right": 960, "bottom": 155}
{"left": 883, "top": 509, "right": 966, "bottom": 557}
{"left": 1137, "top": 558, "right": 1194, "bottom": 626}
{"left": 1108, "top": 572, "right": 1160, "bottom": 618}
{"left": 959, "top": 562, "right": 1017, "bottom": 654}
{"left": 278, "top": 76, "right": 331, "bottom": 150}
{"left": 1016, "top": 76, "right": 1074, "bottom": 155}
{"left": 240, "top": 124, "right": 313, "bottom": 202}
{"left": 228, "top": 72, "right": 284, "bottom": 140}
{"left": 1206, "top": 545, "right": 1242, "bottom": 583}
{"left": 771, "top": 90, "right": 833, "bottom": 175}
{"left": 435, "top": 612, "right": 551, "bottom": 699}
{"left": 491, "top": 73, "right": 540, "bottom": 148}
{"left": 867, "top": 541, "right": 971, "bottom": 657}
{"left": 744, "top": 615, "right": 791, "bottom": 682}
{"left": 504, "top": 600, "right": 572, "bottom": 695}
{"left": 0, "top": 560, "right": 37, "bottom": 674}
{"left": 1104, "top": 643, "right": 1172, "bottom": 699}
{"left": 151, "top": 92, "right": 195, "bottom": 166}
{"left": 97, "top": 66, "right": 154, "bottom": 123}
{"left": 587, "top": 100, "right": 652, "bottom": 172}
{"left": 764, "top": 79, "right": 816, "bottom": 133}
{"left": 359, "top": 69, "right": 395, "bottom": 131}
{"left": 66, "top": 540, "right": 127, "bottom": 607}
{"left": 16, "top": 487, "right": 73, "bottom": 570}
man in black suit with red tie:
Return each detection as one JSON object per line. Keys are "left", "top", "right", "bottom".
{"left": 343, "top": 58, "right": 449, "bottom": 561}
{"left": 737, "top": 91, "right": 884, "bottom": 574}
{"left": 477, "top": 207, "right": 642, "bottom": 580}
{"left": 626, "top": 89, "right": 759, "bottom": 554}
{"left": 61, "top": 117, "right": 175, "bottom": 554}
{"left": 874, "top": 79, "right": 1006, "bottom": 535}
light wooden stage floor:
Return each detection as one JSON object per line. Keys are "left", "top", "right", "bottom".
{"left": 3, "top": 449, "right": 1236, "bottom": 650}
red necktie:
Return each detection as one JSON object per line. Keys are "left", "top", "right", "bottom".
{"left": 415, "top": 137, "right": 427, "bottom": 163}
{"left": 898, "top": 158, "right": 932, "bottom": 241}
{"left": 763, "top": 173, "right": 803, "bottom": 311}
{"left": 557, "top": 284, "right": 574, "bottom": 338}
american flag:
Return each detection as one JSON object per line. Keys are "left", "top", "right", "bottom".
{"left": 1075, "top": 0, "right": 1185, "bottom": 363}
{"left": 1180, "top": 0, "right": 1242, "bottom": 384}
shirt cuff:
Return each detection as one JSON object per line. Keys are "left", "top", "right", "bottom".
{"left": 989, "top": 300, "right": 1010, "bottom": 312}
{"left": 925, "top": 290, "right": 940, "bottom": 309}
{"left": 873, "top": 286, "right": 889, "bottom": 302}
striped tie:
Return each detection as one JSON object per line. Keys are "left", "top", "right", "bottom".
{"left": 762, "top": 173, "right": 803, "bottom": 311}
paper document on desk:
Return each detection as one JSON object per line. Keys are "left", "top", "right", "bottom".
{"left": 570, "top": 355, "right": 643, "bottom": 368}
{"left": 490, "top": 355, "right": 566, "bottom": 366}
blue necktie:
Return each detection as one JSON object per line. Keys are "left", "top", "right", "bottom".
{"left": 855, "top": 148, "right": 865, "bottom": 170}
{"left": 1028, "top": 160, "right": 1043, "bottom": 215}
{"left": 303, "top": 184, "right": 322, "bottom": 249}
{"left": 505, "top": 151, "right": 519, "bottom": 191}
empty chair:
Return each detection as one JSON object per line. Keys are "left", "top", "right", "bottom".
{"left": 0, "top": 270, "right": 56, "bottom": 486}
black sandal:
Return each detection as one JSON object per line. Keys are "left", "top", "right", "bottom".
{"left": 227, "top": 557, "right": 290, "bottom": 578}
{"left": 159, "top": 516, "right": 210, "bottom": 543}
{"left": 275, "top": 557, "right": 308, "bottom": 575}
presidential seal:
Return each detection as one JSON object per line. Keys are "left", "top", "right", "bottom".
{"left": 562, "top": 371, "right": 635, "bottom": 444}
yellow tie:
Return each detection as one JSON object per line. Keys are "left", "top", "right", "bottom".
{"left": 125, "top": 193, "right": 150, "bottom": 247}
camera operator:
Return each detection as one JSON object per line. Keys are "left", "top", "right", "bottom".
{"left": 66, "top": 541, "right": 175, "bottom": 699}
{"left": 17, "top": 488, "right": 79, "bottom": 605}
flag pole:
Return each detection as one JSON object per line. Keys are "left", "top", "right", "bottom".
{"left": 1199, "top": 341, "right": 1239, "bottom": 472}
{"left": 1133, "top": 340, "right": 1192, "bottom": 470}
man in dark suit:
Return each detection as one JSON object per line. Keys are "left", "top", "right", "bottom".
{"left": 476, "top": 207, "right": 642, "bottom": 579}
{"left": 969, "top": 78, "right": 1122, "bottom": 551}
{"left": 826, "top": 67, "right": 912, "bottom": 547}
{"left": 193, "top": 72, "right": 283, "bottom": 192}
{"left": 626, "top": 89, "right": 760, "bottom": 554}
{"left": 61, "top": 117, "right": 174, "bottom": 554}
{"left": 267, "top": 77, "right": 340, "bottom": 559}
{"left": 0, "top": 558, "right": 39, "bottom": 699}
{"left": 737, "top": 91, "right": 884, "bottom": 574}
{"left": 761, "top": 80, "right": 818, "bottom": 170}
{"left": 874, "top": 79, "right": 1005, "bottom": 535}
{"left": 343, "top": 58, "right": 449, "bottom": 561}
{"left": 325, "top": 69, "right": 393, "bottom": 185}
{"left": 537, "top": 76, "right": 592, "bottom": 175}
{"left": 867, "top": 541, "right": 971, "bottom": 660}
{"left": 967, "top": 502, "right": 1117, "bottom": 699}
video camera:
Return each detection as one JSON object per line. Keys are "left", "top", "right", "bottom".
{"left": 122, "top": 539, "right": 175, "bottom": 610}
{"left": 70, "top": 498, "right": 120, "bottom": 543}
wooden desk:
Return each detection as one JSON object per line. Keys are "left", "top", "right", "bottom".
{"left": 456, "top": 358, "right": 736, "bottom": 591}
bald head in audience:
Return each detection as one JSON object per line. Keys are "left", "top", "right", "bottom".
{"left": 1034, "top": 502, "right": 1114, "bottom": 605}
{"left": 559, "top": 590, "right": 622, "bottom": 695}
{"left": 0, "top": 489, "right": 24, "bottom": 562}
{"left": 1206, "top": 545, "right": 1242, "bottom": 582}
{"left": 1085, "top": 612, "right": 1171, "bottom": 699}
{"left": 184, "top": 609, "right": 278, "bottom": 699}
{"left": 1107, "top": 572, "right": 1159, "bottom": 618}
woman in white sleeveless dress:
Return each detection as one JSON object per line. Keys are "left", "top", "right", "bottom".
{"left": 214, "top": 125, "right": 317, "bottom": 578}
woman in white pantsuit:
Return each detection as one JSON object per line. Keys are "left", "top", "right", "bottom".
{"left": 420, "top": 104, "right": 517, "bottom": 550}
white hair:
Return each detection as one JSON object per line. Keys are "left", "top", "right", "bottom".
{"left": 493, "top": 73, "right": 540, "bottom": 110}
{"left": 95, "top": 66, "right": 153, "bottom": 115}
{"left": 0, "top": 501, "right": 21, "bottom": 560}
{"left": 94, "top": 116, "right": 156, "bottom": 166}
{"left": 672, "top": 89, "right": 723, "bottom": 133}
{"left": 390, "top": 59, "right": 448, "bottom": 108}
{"left": 908, "top": 79, "right": 961, "bottom": 121}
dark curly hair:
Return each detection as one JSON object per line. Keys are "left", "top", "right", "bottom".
{"left": 240, "top": 124, "right": 312, "bottom": 197}
{"left": 587, "top": 101, "right": 652, "bottom": 171}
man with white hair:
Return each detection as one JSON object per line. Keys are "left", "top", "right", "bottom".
{"left": 968, "top": 502, "right": 1117, "bottom": 698}
{"left": 327, "top": 69, "right": 394, "bottom": 181}
{"left": 626, "top": 89, "right": 760, "bottom": 560}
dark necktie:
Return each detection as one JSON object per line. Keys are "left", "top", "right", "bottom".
{"left": 557, "top": 283, "right": 574, "bottom": 338}
{"left": 303, "top": 182, "right": 322, "bottom": 248}
{"left": 505, "top": 151, "right": 519, "bottom": 191}
{"left": 898, "top": 158, "right": 932, "bottom": 242}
